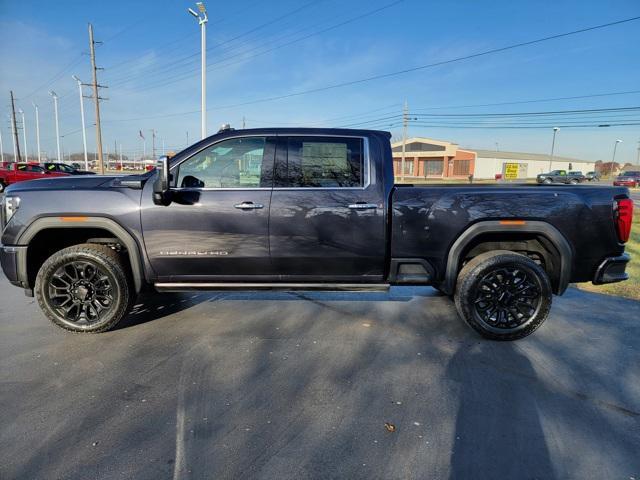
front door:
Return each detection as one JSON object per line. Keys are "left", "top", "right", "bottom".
{"left": 141, "top": 136, "right": 275, "bottom": 280}
{"left": 268, "top": 135, "right": 386, "bottom": 282}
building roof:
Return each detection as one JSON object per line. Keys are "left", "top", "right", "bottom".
{"left": 471, "top": 149, "right": 593, "bottom": 164}
{"left": 391, "top": 137, "right": 463, "bottom": 157}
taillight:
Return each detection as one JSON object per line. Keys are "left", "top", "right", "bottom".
{"left": 614, "top": 198, "right": 633, "bottom": 243}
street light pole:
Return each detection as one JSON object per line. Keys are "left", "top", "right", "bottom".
{"left": 49, "top": 91, "right": 61, "bottom": 162}
{"left": 188, "top": 2, "right": 208, "bottom": 139}
{"left": 0, "top": 126, "right": 4, "bottom": 163}
{"left": 32, "top": 102, "right": 41, "bottom": 162}
{"left": 612, "top": 139, "right": 622, "bottom": 164}
{"left": 72, "top": 75, "right": 90, "bottom": 170}
{"left": 548, "top": 127, "right": 559, "bottom": 171}
{"left": 18, "top": 109, "right": 28, "bottom": 161}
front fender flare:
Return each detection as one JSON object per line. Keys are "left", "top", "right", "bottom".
{"left": 16, "top": 216, "right": 145, "bottom": 292}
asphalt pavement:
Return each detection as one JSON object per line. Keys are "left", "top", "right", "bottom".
{"left": 1, "top": 275, "right": 639, "bottom": 480}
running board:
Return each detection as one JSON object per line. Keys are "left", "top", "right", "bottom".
{"left": 154, "top": 282, "right": 390, "bottom": 292}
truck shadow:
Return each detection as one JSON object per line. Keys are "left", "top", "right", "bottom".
{"left": 114, "top": 286, "right": 445, "bottom": 330}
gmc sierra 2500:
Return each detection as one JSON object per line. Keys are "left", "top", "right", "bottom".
{"left": 0, "top": 128, "right": 633, "bottom": 340}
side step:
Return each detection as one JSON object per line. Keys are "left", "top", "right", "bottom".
{"left": 154, "top": 282, "right": 390, "bottom": 292}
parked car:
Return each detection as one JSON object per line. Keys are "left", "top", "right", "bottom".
{"left": 585, "top": 171, "right": 601, "bottom": 182}
{"left": 613, "top": 171, "right": 640, "bottom": 188}
{"left": 43, "top": 162, "right": 96, "bottom": 175}
{"left": 0, "top": 128, "right": 633, "bottom": 340}
{"left": 536, "top": 170, "right": 585, "bottom": 184}
{"left": 567, "top": 171, "right": 587, "bottom": 182}
{"left": 0, "top": 162, "right": 70, "bottom": 192}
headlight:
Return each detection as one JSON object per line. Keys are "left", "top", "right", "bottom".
{"left": 3, "top": 196, "right": 20, "bottom": 225}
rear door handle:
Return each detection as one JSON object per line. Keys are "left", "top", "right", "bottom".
{"left": 348, "top": 203, "right": 378, "bottom": 210}
{"left": 234, "top": 202, "right": 264, "bottom": 210}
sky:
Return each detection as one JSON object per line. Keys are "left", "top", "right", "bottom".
{"left": 0, "top": 0, "right": 639, "bottom": 163}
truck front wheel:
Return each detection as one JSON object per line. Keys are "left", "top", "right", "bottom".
{"left": 454, "top": 250, "right": 552, "bottom": 340}
{"left": 35, "top": 243, "right": 133, "bottom": 333}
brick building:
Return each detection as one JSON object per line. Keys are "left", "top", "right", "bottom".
{"left": 391, "top": 137, "right": 476, "bottom": 179}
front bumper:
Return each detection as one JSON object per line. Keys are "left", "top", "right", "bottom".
{"left": 0, "top": 245, "right": 28, "bottom": 288}
{"left": 593, "top": 253, "right": 631, "bottom": 285}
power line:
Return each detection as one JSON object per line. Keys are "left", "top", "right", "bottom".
{"left": 94, "top": 14, "right": 640, "bottom": 128}
{"left": 109, "top": 14, "right": 640, "bottom": 121}
{"left": 110, "top": 0, "right": 404, "bottom": 91}
{"left": 106, "top": 0, "right": 326, "bottom": 86}
{"left": 21, "top": 55, "right": 84, "bottom": 101}
{"left": 412, "top": 89, "right": 640, "bottom": 110}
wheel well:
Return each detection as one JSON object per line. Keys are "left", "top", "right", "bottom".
{"left": 26, "top": 228, "right": 129, "bottom": 288}
{"left": 456, "top": 232, "right": 562, "bottom": 292}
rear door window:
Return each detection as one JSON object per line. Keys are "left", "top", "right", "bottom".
{"left": 277, "top": 137, "right": 364, "bottom": 188}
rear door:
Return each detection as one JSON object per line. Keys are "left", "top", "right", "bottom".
{"left": 141, "top": 135, "right": 275, "bottom": 280}
{"left": 269, "top": 135, "right": 386, "bottom": 282}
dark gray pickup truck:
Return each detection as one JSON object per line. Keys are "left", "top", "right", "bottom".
{"left": 0, "top": 128, "right": 634, "bottom": 340}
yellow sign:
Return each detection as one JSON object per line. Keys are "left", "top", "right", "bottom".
{"left": 504, "top": 163, "right": 519, "bottom": 180}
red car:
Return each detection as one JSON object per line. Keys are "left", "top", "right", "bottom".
{"left": 613, "top": 171, "right": 640, "bottom": 188}
{"left": 0, "top": 162, "right": 70, "bottom": 192}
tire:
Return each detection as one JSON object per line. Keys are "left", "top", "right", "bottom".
{"left": 569, "top": 179, "right": 578, "bottom": 185}
{"left": 35, "top": 243, "right": 133, "bottom": 333}
{"left": 454, "top": 250, "right": 552, "bottom": 341}
{"left": 0, "top": 181, "right": 5, "bottom": 193}
{"left": 543, "top": 178, "right": 552, "bottom": 184}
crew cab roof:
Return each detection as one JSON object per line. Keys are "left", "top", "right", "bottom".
{"left": 170, "top": 127, "right": 392, "bottom": 165}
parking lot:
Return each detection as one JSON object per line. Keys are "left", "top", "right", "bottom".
{"left": 1, "top": 274, "right": 639, "bottom": 479}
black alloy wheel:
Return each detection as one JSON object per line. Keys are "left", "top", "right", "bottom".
{"left": 46, "top": 260, "right": 116, "bottom": 327}
{"left": 35, "top": 243, "right": 133, "bottom": 332}
{"left": 454, "top": 250, "right": 552, "bottom": 340}
{"left": 472, "top": 266, "right": 541, "bottom": 332}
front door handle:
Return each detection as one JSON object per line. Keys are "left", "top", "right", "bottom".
{"left": 348, "top": 203, "right": 377, "bottom": 210}
{"left": 234, "top": 202, "right": 264, "bottom": 210}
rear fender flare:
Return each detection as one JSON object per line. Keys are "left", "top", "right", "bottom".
{"left": 444, "top": 220, "right": 573, "bottom": 296}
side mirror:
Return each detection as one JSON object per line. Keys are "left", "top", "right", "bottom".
{"left": 152, "top": 156, "right": 172, "bottom": 205}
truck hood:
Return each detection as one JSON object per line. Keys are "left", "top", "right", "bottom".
{"left": 5, "top": 175, "right": 118, "bottom": 193}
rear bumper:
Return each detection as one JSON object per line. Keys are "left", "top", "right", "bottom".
{"left": 0, "top": 245, "right": 28, "bottom": 288}
{"left": 592, "top": 253, "right": 631, "bottom": 285}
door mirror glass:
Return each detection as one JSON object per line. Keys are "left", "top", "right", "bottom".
{"left": 153, "top": 156, "right": 171, "bottom": 205}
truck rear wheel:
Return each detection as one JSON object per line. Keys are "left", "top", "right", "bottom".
{"left": 35, "top": 243, "right": 133, "bottom": 333}
{"left": 454, "top": 250, "right": 552, "bottom": 341}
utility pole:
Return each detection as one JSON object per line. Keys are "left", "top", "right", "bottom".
{"left": 636, "top": 139, "right": 640, "bottom": 164}
{"left": 32, "top": 102, "right": 41, "bottom": 162}
{"left": 612, "top": 139, "right": 622, "bottom": 164}
{"left": 162, "top": 138, "right": 165, "bottom": 157}
{"left": 72, "top": 76, "right": 89, "bottom": 170}
{"left": 89, "top": 23, "right": 107, "bottom": 174}
{"left": 0, "top": 126, "right": 4, "bottom": 163}
{"left": 548, "top": 127, "right": 559, "bottom": 171}
{"left": 186, "top": 131, "right": 189, "bottom": 147}
{"left": 400, "top": 100, "right": 408, "bottom": 182}
{"left": 10, "top": 91, "right": 21, "bottom": 162}
{"left": 119, "top": 143, "right": 123, "bottom": 164}
{"left": 18, "top": 109, "right": 27, "bottom": 161}
{"left": 49, "top": 91, "right": 61, "bottom": 162}
{"left": 242, "top": 116, "right": 246, "bottom": 129}
{"left": 188, "top": 3, "right": 208, "bottom": 139}
{"left": 150, "top": 129, "right": 156, "bottom": 159}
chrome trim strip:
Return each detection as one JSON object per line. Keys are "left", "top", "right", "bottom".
{"left": 155, "top": 282, "right": 390, "bottom": 291}
{"left": 170, "top": 134, "right": 372, "bottom": 192}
